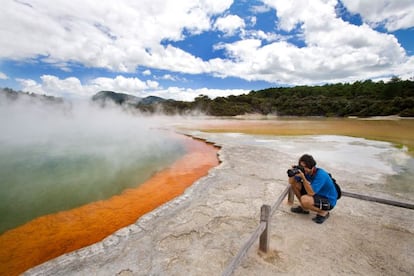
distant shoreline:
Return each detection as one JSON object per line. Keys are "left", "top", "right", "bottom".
{"left": 232, "top": 113, "right": 414, "bottom": 120}
{"left": 179, "top": 116, "right": 414, "bottom": 155}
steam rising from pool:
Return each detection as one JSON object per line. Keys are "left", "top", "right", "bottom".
{"left": 0, "top": 95, "right": 186, "bottom": 234}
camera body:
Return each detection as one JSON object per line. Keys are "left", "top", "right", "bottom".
{"left": 287, "top": 165, "right": 305, "bottom": 177}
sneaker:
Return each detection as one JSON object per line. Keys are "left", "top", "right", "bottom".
{"left": 290, "top": 206, "right": 310, "bottom": 214}
{"left": 312, "top": 212, "right": 330, "bottom": 224}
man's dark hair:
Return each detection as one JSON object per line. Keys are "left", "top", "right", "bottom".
{"left": 299, "top": 154, "right": 316, "bottom": 169}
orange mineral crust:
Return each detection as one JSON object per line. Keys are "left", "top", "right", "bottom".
{"left": 0, "top": 136, "right": 219, "bottom": 276}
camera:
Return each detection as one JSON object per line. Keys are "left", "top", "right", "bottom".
{"left": 287, "top": 165, "right": 305, "bottom": 177}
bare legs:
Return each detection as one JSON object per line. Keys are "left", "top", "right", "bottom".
{"left": 301, "top": 195, "right": 328, "bottom": 216}
{"left": 288, "top": 176, "right": 306, "bottom": 209}
{"left": 288, "top": 177, "right": 328, "bottom": 216}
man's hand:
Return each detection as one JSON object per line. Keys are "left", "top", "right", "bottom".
{"left": 296, "top": 169, "right": 305, "bottom": 180}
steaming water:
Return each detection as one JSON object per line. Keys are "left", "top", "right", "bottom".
{"left": 0, "top": 98, "right": 186, "bottom": 234}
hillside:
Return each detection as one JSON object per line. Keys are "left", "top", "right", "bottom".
{"left": 91, "top": 91, "right": 166, "bottom": 107}
{"left": 3, "top": 78, "right": 414, "bottom": 117}
{"left": 0, "top": 88, "right": 64, "bottom": 105}
{"left": 91, "top": 91, "right": 142, "bottom": 106}
{"left": 154, "top": 78, "right": 414, "bottom": 117}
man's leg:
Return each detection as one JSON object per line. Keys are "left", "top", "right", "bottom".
{"left": 300, "top": 195, "right": 328, "bottom": 216}
{"left": 288, "top": 177, "right": 309, "bottom": 213}
{"left": 288, "top": 177, "right": 304, "bottom": 205}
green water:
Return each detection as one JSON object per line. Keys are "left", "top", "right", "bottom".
{"left": 0, "top": 131, "right": 186, "bottom": 234}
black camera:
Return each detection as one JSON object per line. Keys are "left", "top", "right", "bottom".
{"left": 287, "top": 165, "right": 305, "bottom": 177}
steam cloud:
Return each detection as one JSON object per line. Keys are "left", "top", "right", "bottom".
{"left": 0, "top": 93, "right": 186, "bottom": 233}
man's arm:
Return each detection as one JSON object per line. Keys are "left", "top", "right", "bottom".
{"left": 298, "top": 171, "right": 315, "bottom": 195}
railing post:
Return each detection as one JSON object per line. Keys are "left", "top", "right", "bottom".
{"left": 259, "top": 204, "right": 271, "bottom": 253}
{"left": 223, "top": 186, "right": 291, "bottom": 275}
{"left": 288, "top": 186, "right": 294, "bottom": 204}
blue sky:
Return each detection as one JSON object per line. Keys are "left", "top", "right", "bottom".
{"left": 1, "top": 0, "right": 413, "bottom": 101}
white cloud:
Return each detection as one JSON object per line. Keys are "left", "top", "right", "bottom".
{"left": 142, "top": 70, "right": 152, "bottom": 76}
{"left": 264, "top": 0, "right": 338, "bottom": 32}
{"left": 161, "top": 74, "right": 179, "bottom": 81}
{"left": 149, "top": 86, "right": 249, "bottom": 102}
{"left": 146, "top": 44, "right": 209, "bottom": 74}
{"left": 91, "top": 76, "right": 149, "bottom": 92}
{"left": 162, "top": 74, "right": 173, "bottom": 81}
{"left": 341, "top": 0, "right": 414, "bottom": 31}
{"left": 157, "top": 74, "right": 187, "bottom": 83}
{"left": 16, "top": 78, "right": 45, "bottom": 95}
{"left": 146, "top": 80, "right": 159, "bottom": 89}
{"left": 17, "top": 75, "right": 95, "bottom": 97}
{"left": 248, "top": 16, "right": 257, "bottom": 27}
{"left": 243, "top": 30, "right": 283, "bottom": 42}
{"left": 250, "top": 5, "right": 271, "bottom": 14}
{"left": 16, "top": 74, "right": 246, "bottom": 101}
{"left": 1, "top": 0, "right": 413, "bottom": 91}
{"left": 0, "top": 0, "right": 232, "bottom": 73}
{"left": 0, "top": 72, "right": 8, "bottom": 80}
{"left": 17, "top": 75, "right": 160, "bottom": 98}
{"left": 214, "top": 39, "right": 262, "bottom": 62}
{"left": 214, "top": 15, "right": 246, "bottom": 36}
{"left": 40, "top": 75, "right": 85, "bottom": 96}
{"left": 210, "top": 0, "right": 413, "bottom": 84}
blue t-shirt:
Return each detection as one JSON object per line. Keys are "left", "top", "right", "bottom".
{"left": 306, "top": 168, "right": 337, "bottom": 207}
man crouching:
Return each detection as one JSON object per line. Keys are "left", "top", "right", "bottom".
{"left": 288, "top": 154, "right": 337, "bottom": 224}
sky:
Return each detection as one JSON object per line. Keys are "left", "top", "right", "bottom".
{"left": 0, "top": 0, "right": 413, "bottom": 101}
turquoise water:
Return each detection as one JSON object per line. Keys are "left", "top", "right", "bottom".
{"left": 0, "top": 101, "right": 186, "bottom": 234}
{"left": 0, "top": 135, "right": 185, "bottom": 234}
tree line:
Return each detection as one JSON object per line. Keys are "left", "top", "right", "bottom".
{"left": 2, "top": 77, "right": 414, "bottom": 117}
{"left": 153, "top": 77, "right": 414, "bottom": 117}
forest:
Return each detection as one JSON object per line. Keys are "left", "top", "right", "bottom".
{"left": 2, "top": 77, "right": 414, "bottom": 117}
{"left": 150, "top": 77, "right": 414, "bottom": 117}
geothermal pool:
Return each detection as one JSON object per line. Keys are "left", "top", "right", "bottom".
{"left": 0, "top": 131, "right": 186, "bottom": 234}
{"left": 0, "top": 98, "right": 221, "bottom": 275}
{"left": 0, "top": 102, "right": 186, "bottom": 234}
